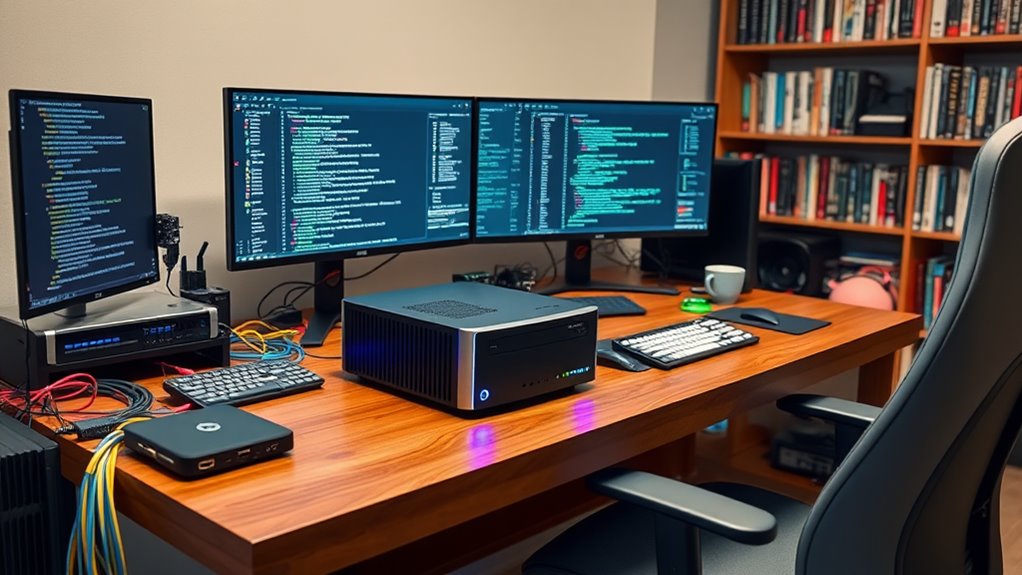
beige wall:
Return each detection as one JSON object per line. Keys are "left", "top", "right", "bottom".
{"left": 0, "top": 0, "right": 711, "bottom": 322}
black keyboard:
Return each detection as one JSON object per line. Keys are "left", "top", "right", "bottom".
{"left": 163, "top": 360, "right": 324, "bottom": 407}
{"left": 562, "top": 296, "right": 646, "bottom": 317}
{"left": 613, "top": 317, "right": 759, "bottom": 369}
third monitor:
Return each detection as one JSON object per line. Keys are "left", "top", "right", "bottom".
{"left": 474, "top": 98, "right": 717, "bottom": 294}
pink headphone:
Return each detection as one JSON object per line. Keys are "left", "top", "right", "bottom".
{"left": 827, "top": 266, "right": 898, "bottom": 311}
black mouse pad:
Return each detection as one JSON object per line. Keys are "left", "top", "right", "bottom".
{"left": 707, "top": 307, "right": 831, "bottom": 335}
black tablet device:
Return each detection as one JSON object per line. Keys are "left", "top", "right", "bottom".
{"left": 123, "top": 406, "right": 293, "bottom": 478}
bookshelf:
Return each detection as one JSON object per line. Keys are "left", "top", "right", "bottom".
{"left": 712, "top": 0, "right": 1019, "bottom": 494}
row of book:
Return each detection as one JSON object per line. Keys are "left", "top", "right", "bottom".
{"left": 734, "top": 153, "right": 909, "bottom": 226}
{"left": 929, "top": 0, "right": 1022, "bottom": 37}
{"left": 916, "top": 254, "right": 956, "bottom": 329}
{"left": 919, "top": 65, "right": 1022, "bottom": 140}
{"left": 735, "top": 0, "right": 924, "bottom": 45}
{"left": 741, "top": 68, "right": 886, "bottom": 135}
{"left": 912, "top": 164, "right": 971, "bottom": 234}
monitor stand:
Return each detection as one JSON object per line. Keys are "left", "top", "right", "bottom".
{"left": 303, "top": 260, "right": 344, "bottom": 348}
{"left": 536, "top": 240, "right": 679, "bottom": 296}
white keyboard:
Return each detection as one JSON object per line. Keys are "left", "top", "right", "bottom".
{"left": 612, "top": 317, "right": 759, "bottom": 369}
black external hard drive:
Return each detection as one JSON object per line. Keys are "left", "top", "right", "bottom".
{"left": 122, "top": 405, "right": 293, "bottom": 479}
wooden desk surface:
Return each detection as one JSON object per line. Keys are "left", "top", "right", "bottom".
{"left": 42, "top": 273, "right": 921, "bottom": 574}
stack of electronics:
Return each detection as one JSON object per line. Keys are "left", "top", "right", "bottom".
{"left": 1, "top": 91, "right": 229, "bottom": 391}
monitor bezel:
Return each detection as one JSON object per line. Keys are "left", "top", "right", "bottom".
{"left": 470, "top": 96, "right": 717, "bottom": 244}
{"left": 8, "top": 89, "right": 160, "bottom": 320}
{"left": 222, "top": 87, "right": 476, "bottom": 272}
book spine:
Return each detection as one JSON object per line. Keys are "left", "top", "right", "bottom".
{"left": 868, "top": 164, "right": 880, "bottom": 225}
{"left": 846, "top": 162, "right": 859, "bottom": 222}
{"left": 930, "top": 64, "right": 946, "bottom": 139}
{"left": 818, "top": 156, "right": 830, "bottom": 219}
{"left": 821, "top": 67, "right": 833, "bottom": 132}
{"left": 981, "top": 0, "right": 995, "bottom": 35}
{"left": 778, "top": 0, "right": 790, "bottom": 41}
{"left": 844, "top": 0, "right": 858, "bottom": 38}
{"left": 931, "top": 0, "right": 948, "bottom": 36}
{"left": 764, "top": 72, "right": 777, "bottom": 133}
{"left": 769, "top": 157, "right": 780, "bottom": 213}
{"left": 953, "top": 167, "right": 970, "bottom": 235}
{"left": 922, "top": 165, "right": 937, "bottom": 231}
{"left": 827, "top": 159, "right": 842, "bottom": 219}
{"left": 1005, "top": 69, "right": 1016, "bottom": 124}
{"left": 834, "top": 0, "right": 847, "bottom": 39}
{"left": 811, "top": 68, "right": 823, "bottom": 135}
{"left": 795, "top": 156, "right": 806, "bottom": 217}
{"left": 815, "top": 0, "right": 828, "bottom": 41}
{"left": 972, "top": 0, "right": 984, "bottom": 34}
{"left": 1015, "top": 66, "right": 1022, "bottom": 118}
{"left": 998, "top": 0, "right": 1010, "bottom": 32}
{"left": 890, "top": 0, "right": 903, "bottom": 37}
{"left": 784, "top": 71, "right": 797, "bottom": 133}
{"left": 799, "top": 0, "right": 810, "bottom": 41}
{"left": 831, "top": 69, "right": 846, "bottom": 135}
{"left": 777, "top": 72, "right": 788, "bottom": 131}
{"left": 948, "top": 0, "right": 962, "bottom": 35}
{"left": 843, "top": 70, "right": 859, "bottom": 135}
{"left": 759, "top": 156, "right": 771, "bottom": 215}
{"left": 920, "top": 66, "right": 935, "bottom": 138}
{"left": 962, "top": 0, "right": 974, "bottom": 34}
{"left": 934, "top": 166, "right": 947, "bottom": 232}
{"left": 854, "top": 0, "right": 867, "bottom": 38}
{"left": 944, "top": 66, "right": 962, "bottom": 140}
{"left": 912, "top": 164, "right": 926, "bottom": 229}
{"left": 739, "top": 0, "right": 751, "bottom": 43}
{"left": 808, "top": 154, "right": 820, "bottom": 219}
{"left": 891, "top": 167, "right": 903, "bottom": 226}
{"left": 984, "top": 67, "right": 1000, "bottom": 137}
{"left": 956, "top": 66, "right": 974, "bottom": 139}
{"left": 996, "top": 66, "right": 1009, "bottom": 131}
{"left": 865, "top": 0, "right": 878, "bottom": 38}
{"left": 751, "top": 0, "right": 764, "bottom": 42}
{"left": 877, "top": 0, "right": 888, "bottom": 39}
{"left": 1012, "top": 0, "right": 1021, "bottom": 33}
{"left": 944, "top": 167, "right": 958, "bottom": 231}
{"left": 923, "top": 258, "right": 935, "bottom": 328}
{"left": 965, "top": 67, "right": 978, "bottom": 138}
{"left": 974, "top": 68, "right": 990, "bottom": 138}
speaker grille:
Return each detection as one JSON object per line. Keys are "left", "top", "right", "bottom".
{"left": 343, "top": 305, "right": 457, "bottom": 404}
{"left": 403, "top": 299, "right": 497, "bottom": 319}
{"left": 0, "top": 414, "right": 69, "bottom": 575}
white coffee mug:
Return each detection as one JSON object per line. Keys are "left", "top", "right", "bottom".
{"left": 704, "top": 265, "right": 745, "bottom": 305}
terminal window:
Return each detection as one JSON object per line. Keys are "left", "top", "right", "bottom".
{"left": 229, "top": 92, "right": 473, "bottom": 264}
{"left": 476, "top": 100, "right": 716, "bottom": 238}
{"left": 14, "top": 96, "right": 158, "bottom": 311}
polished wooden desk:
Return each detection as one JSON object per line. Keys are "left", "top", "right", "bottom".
{"left": 40, "top": 277, "right": 920, "bottom": 574}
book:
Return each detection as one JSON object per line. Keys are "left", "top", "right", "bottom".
{"left": 947, "top": 0, "right": 962, "bottom": 35}
{"left": 912, "top": 165, "right": 926, "bottom": 230}
{"left": 739, "top": 0, "right": 751, "bottom": 43}
{"left": 919, "top": 66, "right": 935, "bottom": 138}
{"left": 962, "top": 0, "right": 975, "bottom": 34}
{"left": 1012, "top": 0, "right": 1021, "bottom": 33}
{"left": 931, "top": 0, "right": 948, "bottom": 36}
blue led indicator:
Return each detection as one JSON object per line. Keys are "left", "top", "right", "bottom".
{"left": 479, "top": 389, "right": 491, "bottom": 402}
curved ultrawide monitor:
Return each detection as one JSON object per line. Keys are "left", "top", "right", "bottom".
{"left": 9, "top": 90, "right": 159, "bottom": 319}
{"left": 224, "top": 88, "right": 474, "bottom": 271}
{"left": 474, "top": 98, "right": 717, "bottom": 242}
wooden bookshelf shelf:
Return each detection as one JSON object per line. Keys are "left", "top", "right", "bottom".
{"left": 724, "top": 38, "right": 921, "bottom": 55}
{"left": 911, "top": 230, "right": 962, "bottom": 241}
{"left": 928, "top": 35, "right": 1022, "bottom": 48}
{"left": 918, "top": 139, "right": 985, "bottom": 149}
{"left": 719, "top": 131, "right": 912, "bottom": 146}
{"left": 761, "top": 214, "right": 906, "bottom": 236}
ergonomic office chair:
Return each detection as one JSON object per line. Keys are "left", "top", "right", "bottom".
{"left": 523, "top": 116, "right": 1022, "bottom": 575}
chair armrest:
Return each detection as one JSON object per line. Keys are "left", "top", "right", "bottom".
{"left": 776, "top": 394, "right": 880, "bottom": 428}
{"left": 587, "top": 468, "right": 777, "bottom": 545}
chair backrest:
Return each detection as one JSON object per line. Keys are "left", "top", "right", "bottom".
{"left": 798, "top": 117, "right": 1022, "bottom": 575}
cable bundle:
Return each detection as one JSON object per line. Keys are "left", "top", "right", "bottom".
{"left": 227, "top": 320, "right": 306, "bottom": 362}
{"left": 0, "top": 374, "right": 155, "bottom": 439}
{"left": 66, "top": 417, "right": 148, "bottom": 575}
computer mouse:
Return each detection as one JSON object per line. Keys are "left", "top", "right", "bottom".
{"left": 739, "top": 307, "right": 781, "bottom": 326}
{"left": 596, "top": 341, "right": 651, "bottom": 372}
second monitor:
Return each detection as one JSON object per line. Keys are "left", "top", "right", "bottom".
{"left": 474, "top": 98, "right": 717, "bottom": 294}
{"left": 224, "top": 89, "right": 474, "bottom": 345}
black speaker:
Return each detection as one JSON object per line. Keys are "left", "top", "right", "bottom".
{"left": 641, "top": 158, "right": 761, "bottom": 292}
{"left": 757, "top": 231, "right": 839, "bottom": 296}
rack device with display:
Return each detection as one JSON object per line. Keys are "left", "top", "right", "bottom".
{"left": 0, "top": 90, "right": 225, "bottom": 390}
{"left": 224, "top": 88, "right": 474, "bottom": 346}
{"left": 474, "top": 98, "right": 717, "bottom": 295}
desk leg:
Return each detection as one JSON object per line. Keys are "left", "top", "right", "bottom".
{"left": 858, "top": 351, "right": 898, "bottom": 407}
